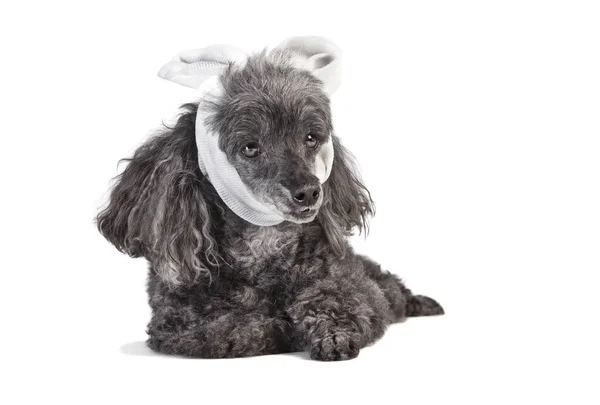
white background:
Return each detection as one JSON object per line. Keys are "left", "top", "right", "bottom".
{"left": 1, "top": 1, "right": 599, "bottom": 404}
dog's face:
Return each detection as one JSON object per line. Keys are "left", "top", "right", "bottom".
{"left": 207, "top": 55, "right": 334, "bottom": 223}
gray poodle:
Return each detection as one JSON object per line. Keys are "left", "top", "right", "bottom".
{"left": 97, "top": 45, "right": 443, "bottom": 361}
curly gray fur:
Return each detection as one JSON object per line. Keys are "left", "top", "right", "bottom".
{"left": 97, "top": 52, "right": 443, "bottom": 361}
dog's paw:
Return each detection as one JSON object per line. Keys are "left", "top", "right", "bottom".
{"left": 309, "top": 332, "right": 360, "bottom": 361}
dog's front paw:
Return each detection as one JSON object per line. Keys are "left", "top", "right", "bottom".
{"left": 309, "top": 331, "right": 360, "bottom": 361}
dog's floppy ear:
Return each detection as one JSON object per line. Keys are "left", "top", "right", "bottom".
{"left": 96, "top": 104, "right": 221, "bottom": 286}
{"left": 318, "top": 136, "right": 374, "bottom": 255}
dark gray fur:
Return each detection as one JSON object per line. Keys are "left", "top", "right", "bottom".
{"left": 97, "top": 51, "right": 443, "bottom": 361}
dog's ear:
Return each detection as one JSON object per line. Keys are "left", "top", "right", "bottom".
{"left": 318, "top": 136, "right": 374, "bottom": 255}
{"left": 96, "top": 104, "right": 221, "bottom": 286}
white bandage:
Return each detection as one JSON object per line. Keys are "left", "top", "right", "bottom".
{"left": 158, "top": 37, "right": 342, "bottom": 226}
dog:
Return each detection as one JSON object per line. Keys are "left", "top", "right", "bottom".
{"left": 97, "top": 40, "right": 443, "bottom": 361}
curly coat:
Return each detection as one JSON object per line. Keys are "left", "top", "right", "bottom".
{"left": 97, "top": 53, "right": 443, "bottom": 361}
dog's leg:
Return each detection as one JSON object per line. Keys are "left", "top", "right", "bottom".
{"left": 286, "top": 257, "right": 393, "bottom": 361}
{"left": 358, "top": 255, "right": 444, "bottom": 320}
{"left": 147, "top": 311, "right": 292, "bottom": 358}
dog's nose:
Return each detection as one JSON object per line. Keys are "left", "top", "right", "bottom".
{"left": 292, "top": 185, "right": 321, "bottom": 206}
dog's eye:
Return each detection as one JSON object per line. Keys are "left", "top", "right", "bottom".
{"left": 242, "top": 143, "right": 261, "bottom": 158}
{"left": 305, "top": 134, "right": 318, "bottom": 148}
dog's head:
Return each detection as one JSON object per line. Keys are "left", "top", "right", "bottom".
{"left": 205, "top": 52, "right": 333, "bottom": 224}
{"left": 97, "top": 50, "right": 373, "bottom": 286}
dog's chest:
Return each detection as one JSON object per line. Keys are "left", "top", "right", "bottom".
{"left": 226, "top": 226, "right": 298, "bottom": 270}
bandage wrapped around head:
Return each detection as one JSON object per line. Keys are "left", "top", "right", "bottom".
{"left": 157, "top": 36, "right": 342, "bottom": 226}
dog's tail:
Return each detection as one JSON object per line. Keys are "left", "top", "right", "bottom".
{"left": 359, "top": 255, "right": 444, "bottom": 321}
{"left": 405, "top": 294, "right": 445, "bottom": 317}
